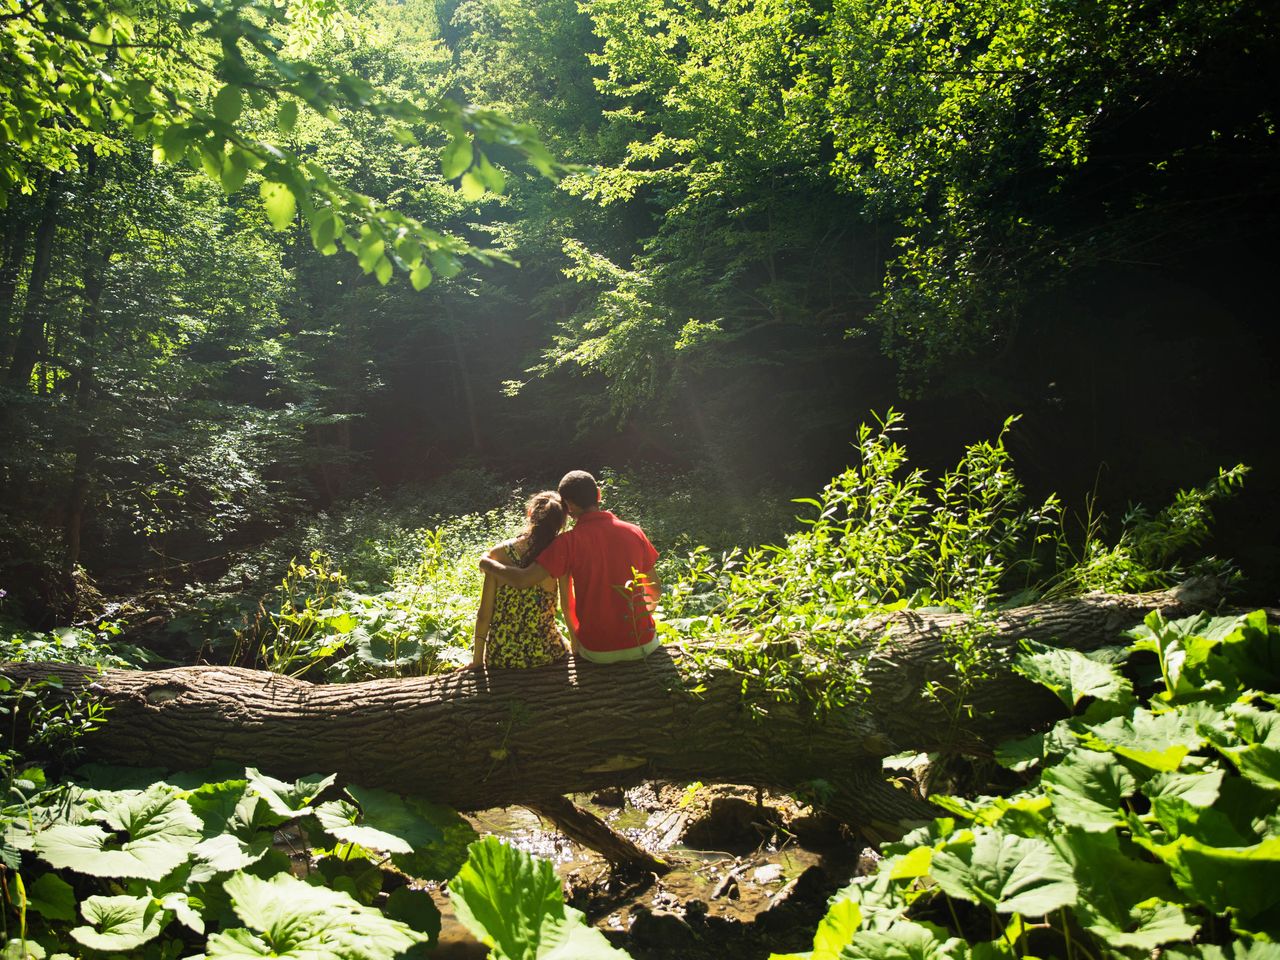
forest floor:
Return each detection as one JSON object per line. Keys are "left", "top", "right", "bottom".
{"left": 430, "top": 782, "right": 877, "bottom": 959}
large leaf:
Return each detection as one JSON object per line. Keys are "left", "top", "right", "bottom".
{"left": 315, "top": 785, "right": 444, "bottom": 855}
{"left": 1081, "top": 708, "right": 1204, "bottom": 772}
{"left": 1142, "top": 768, "right": 1225, "bottom": 809}
{"left": 384, "top": 887, "right": 442, "bottom": 946}
{"left": 31, "top": 784, "right": 201, "bottom": 879}
{"left": 1014, "top": 640, "right": 1133, "bottom": 709}
{"left": 1052, "top": 827, "right": 1186, "bottom": 945}
{"left": 929, "top": 828, "right": 1077, "bottom": 916}
{"left": 837, "top": 919, "right": 968, "bottom": 960}
{"left": 70, "top": 894, "right": 170, "bottom": 952}
{"left": 1042, "top": 749, "right": 1136, "bottom": 831}
{"left": 1213, "top": 703, "right": 1280, "bottom": 792}
{"left": 1081, "top": 897, "right": 1199, "bottom": 951}
{"left": 25, "top": 873, "right": 76, "bottom": 921}
{"left": 207, "top": 871, "right": 429, "bottom": 960}
{"left": 449, "top": 836, "right": 632, "bottom": 959}
{"left": 1136, "top": 834, "right": 1280, "bottom": 919}
{"left": 390, "top": 797, "right": 478, "bottom": 881}
{"left": 245, "top": 769, "right": 334, "bottom": 818}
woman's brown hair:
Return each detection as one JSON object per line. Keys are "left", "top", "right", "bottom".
{"left": 522, "top": 490, "right": 566, "bottom": 561}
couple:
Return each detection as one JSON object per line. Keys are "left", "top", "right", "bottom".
{"left": 472, "top": 470, "right": 661, "bottom": 668}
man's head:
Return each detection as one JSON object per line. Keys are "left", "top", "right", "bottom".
{"left": 557, "top": 470, "right": 600, "bottom": 516}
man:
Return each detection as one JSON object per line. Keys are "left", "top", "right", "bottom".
{"left": 480, "top": 470, "right": 661, "bottom": 663}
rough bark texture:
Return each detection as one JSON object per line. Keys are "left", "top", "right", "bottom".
{"left": 1, "top": 581, "right": 1227, "bottom": 836}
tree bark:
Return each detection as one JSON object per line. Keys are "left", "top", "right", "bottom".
{"left": 6, "top": 173, "right": 63, "bottom": 388}
{"left": 0, "top": 582, "right": 1229, "bottom": 837}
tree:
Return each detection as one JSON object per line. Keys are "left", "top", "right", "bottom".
{"left": 1, "top": 0, "right": 556, "bottom": 288}
{"left": 1, "top": 582, "right": 1225, "bottom": 835}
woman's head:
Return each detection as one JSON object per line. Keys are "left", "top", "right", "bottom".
{"left": 524, "top": 490, "right": 566, "bottom": 559}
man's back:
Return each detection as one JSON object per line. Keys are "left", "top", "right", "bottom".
{"left": 537, "top": 509, "right": 658, "bottom": 653}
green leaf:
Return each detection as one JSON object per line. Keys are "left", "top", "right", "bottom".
{"left": 410, "top": 263, "right": 433, "bottom": 291}
{"left": 384, "top": 886, "right": 441, "bottom": 945}
{"left": 1042, "top": 749, "right": 1136, "bottom": 831}
{"left": 26, "top": 873, "right": 76, "bottom": 921}
{"left": 259, "top": 181, "right": 297, "bottom": 231}
{"left": 460, "top": 171, "right": 486, "bottom": 201}
{"left": 31, "top": 784, "right": 202, "bottom": 880}
{"left": 70, "top": 895, "right": 169, "bottom": 952}
{"left": 1013, "top": 640, "right": 1133, "bottom": 709}
{"left": 390, "top": 797, "right": 477, "bottom": 881}
{"left": 277, "top": 100, "right": 298, "bottom": 135}
{"left": 441, "top": 136, "right": 472, "bottom": 179}
{"left": 210, "top": 871, "right": 428, "bottom": 960}
{"left": 1212, "top": 702, "right": 1280, "bottom": 791}
{"left": 374, "top": 255, "right": 393, "bottom": 285}
{"left": 994, "top": 732, "right": 1044, "bottom": 772}
{"left": 213, "top": 85, "right": 244, "bottom": 125}
{"left": 929, "top": 828, "right": 1077, "bottom": 916}
{"left": 1142, "top": 767, "right": 1225, "bottom": 808}
{"left": 1052, "top": 827, "right": 1184, "bottom": 943}
{"left": 476, "top": 154, "right": 506, "bottom": 195}
{"left": 221, "top": 148, "right": 249, "bottom": 193}
{"left": 1137, "top": 834, "right": 1280, "bottom": 918}
{"left": 836, "top": 919, "right": 967, "bottom": 960}
{"left": 1082, "top": 708, "right": 1204, "bottom": 772}
{"left": 245, "top": 768, "right": 333, "bottom": 817}
{"left": 449, "top": 836, "right": 632, "bottom": 959}
{"left": 1088, "top": 897, "right": 1199, "bottom": 950}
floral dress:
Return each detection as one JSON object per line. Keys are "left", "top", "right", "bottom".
{"left": 486, "top": 538, "right": 568, "bottom": 668}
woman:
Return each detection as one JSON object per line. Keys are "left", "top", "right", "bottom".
{"left": 472, "top": 490, "right": 576, "bottom": 668}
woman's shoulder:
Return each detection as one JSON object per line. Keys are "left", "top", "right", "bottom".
{"left": 488, "top": 541, "right": 514, "bottom": 565}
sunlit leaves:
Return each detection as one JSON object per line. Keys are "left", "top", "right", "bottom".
{"left": 31, "top": 784, "right": 202, "bottom": 880}
{"left": 208, "top": 871, "right": 429, "bottom": 960}
{"left": 450, "top": 836, "right": 632, "bottom": 960}
{"left": 1013, "top": 641, "right": 1133, "bottom": 710}
{"left": 929, "top": 829, "right": 1078, "bottom": 916}
{"left": 784, "top": 610, "right": 1280, "bottom": 959}
{"left": 71, "top": 894, "right": 170, "bottom": 951}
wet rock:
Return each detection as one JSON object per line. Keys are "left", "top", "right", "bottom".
{"left": 592, "top": 786, "right": 626, "bottom": 807}
{"left": 682, "top": 797, "right": 781, "bottom": 850}
{"left": 752, "top": 863, "right": 784, "bottom": 885}
{"left": 629, "top": 904, "right": 698, "bottom": 950}
{"left": 789, "top": 813, "right": 844, "bottom": 849}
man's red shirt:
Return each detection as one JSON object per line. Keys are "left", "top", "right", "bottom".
{"left": 536, "top": 510, "right": 659, "bottom": 652}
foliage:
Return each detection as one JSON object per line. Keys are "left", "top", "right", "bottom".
{"left": 0, "top": 763, "right": 475, "bottom": 957}
{"left": 450, "top": 835, "right": 632, "bottom": 959}
{"left": 663, "top": 411, "right": 1060, "bottom": 716}
{"left": 772, "top": 609, "right": 1280, "bottom": 960}
{"left": 1047, "top": 465, "right": 1249, "bottom": 597}
{"left": 0, "top": 0, "right": 556, "bottom": 280}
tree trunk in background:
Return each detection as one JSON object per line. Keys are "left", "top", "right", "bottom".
{"left": 0, "top": 195, "right": 33, "bottom": 356}
{"left": 62, "top": 246, "right": 111, "bottom": 590}
{"left": 6, "top": 174, "right": 63, "bottom": 388}
{"left": 1, "top": 583, "right": 1226, "bottom": 837}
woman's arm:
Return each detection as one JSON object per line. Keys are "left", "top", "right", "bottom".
{"left": 472, "top": 559, "right": 500, "bottom": 667}
{"left": 557, "top": 575, "right": 581, "bottom": 654}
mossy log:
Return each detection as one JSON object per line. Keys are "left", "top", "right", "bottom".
{"left": 1, "top": 581, "right": 1222, "bottom": 840}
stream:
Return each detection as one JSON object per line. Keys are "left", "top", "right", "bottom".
{"left": 429, "top": 782, "right": 876, "bottom": 959}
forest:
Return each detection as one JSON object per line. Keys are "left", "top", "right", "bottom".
{"left": 2, "top": 0, "right": 1279, "bottom": 956}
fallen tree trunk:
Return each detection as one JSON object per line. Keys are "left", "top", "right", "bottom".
{"left": 1, "top": 581, "right": 1226, "bottom": 837}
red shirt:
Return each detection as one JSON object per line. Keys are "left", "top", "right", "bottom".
{"left": 536, "top": 510, "right": 659, "bottom": 653}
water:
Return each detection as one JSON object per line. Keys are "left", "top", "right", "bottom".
{"left": 433, "top": 783, "right": 863, "bottom": 957}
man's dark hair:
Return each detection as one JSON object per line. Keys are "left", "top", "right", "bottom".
{"left": 558, "top": 470, "right": 600, "bottom": 510}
